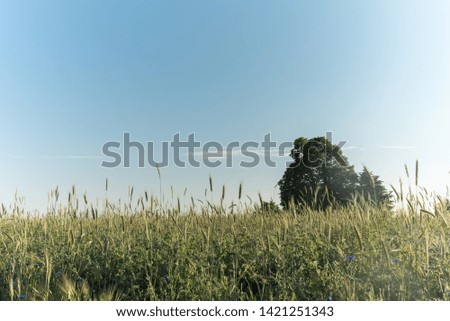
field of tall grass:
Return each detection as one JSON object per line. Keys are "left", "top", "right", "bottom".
{"left": 1, "top": 176, "right": 450, "bottom": 301}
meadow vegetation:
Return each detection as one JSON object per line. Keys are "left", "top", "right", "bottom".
{"left": 1, "top": 175, "right": 449, "bottom": 301}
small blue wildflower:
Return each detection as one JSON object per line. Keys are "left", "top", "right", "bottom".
{"left": 11, "top": 281, "right": 17, "bottom": 286}
{"left": 25, "top": 262, "right": 31, "bottom": 267}
{"left": 213, "top": 260, "right": 218, "bottom": 267}
{"left": 56, "top": 270, "right": 62, "bottom": 276}
{"left": 346, "top": 255, "right": 355, "bottom": 261}
{"left": 327, "top": 296, "right": 333, "bottom": 301}
{"left": 393, "top": 258, "right": 399, "bottom": 264}
{"left": 22, "top": 279, "right": 27, "bottom": 285}
{"left": 19, "top": 294, "right": 26, "bottom": 300}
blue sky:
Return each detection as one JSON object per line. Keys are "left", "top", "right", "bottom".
{"left": 0, "top": 0, "right": 449, "bottom": 210}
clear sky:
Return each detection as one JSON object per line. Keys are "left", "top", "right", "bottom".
{"left": 0, "top": 0, "right": 449, "bottom": 211}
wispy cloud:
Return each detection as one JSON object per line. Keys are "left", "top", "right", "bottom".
{"left": 186, "top": 150, "right": 241, "bottom": 159}
{"left": 377, "top": 146, "right": 415, "bottom": 150}
{"left": 342, "top": 146, "right": 367, "bottom": 152}
{"left": 255, "top": 149, "right": 291, "bottom": 158}
{"left": 186, "top": 148, "right": 291, "bottom": 159}
{"left": 7, "top": 155, "right": 102, "bottom": 160}
{"left": 46, "top": 155, "right": 103, "bottom": 160}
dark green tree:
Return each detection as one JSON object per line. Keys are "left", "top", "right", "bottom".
{"left": 260, "top": 200, "right": 281, "bottom": 213}
{"left": 278, "top": 136, "right": 359, "bottom": 210}
{"left": 357, "top": 167, "right": 391, "bottom": 207}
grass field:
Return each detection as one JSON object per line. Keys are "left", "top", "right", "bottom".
{"left": 1, "top": 182, "right": 449, "bottom": 301}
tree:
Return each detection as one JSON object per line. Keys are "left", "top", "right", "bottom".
{"left": 278, "top": 136, "right": 359, "bottom": 210}
{"left": 260, "top": 200, "right": 281, "bottom": 213}
{"left": 357, "top": 167, "right": 391, "bottom": 207}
